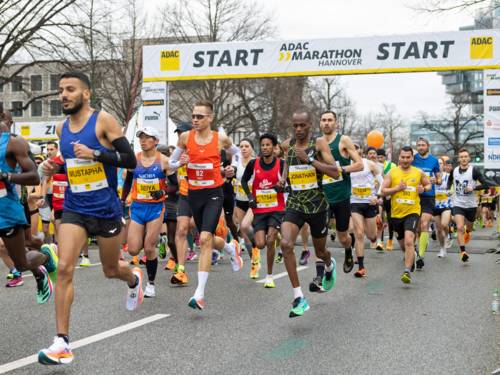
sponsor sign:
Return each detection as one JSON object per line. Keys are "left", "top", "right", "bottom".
{"left": 484, "top": 70, "right": 500, "bottom": 169}
{"left": 144, "top": 30, "right": 500, "bottom": 81}
{"left": 13, "top": 121, "right": 59, "bottom": 141}
{"left": 141, "top": 81, "right": 169, "bottom": 144}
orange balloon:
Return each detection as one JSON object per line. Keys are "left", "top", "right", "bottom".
{"left": 366, "top": 130, "right": 384, "bottom": 149}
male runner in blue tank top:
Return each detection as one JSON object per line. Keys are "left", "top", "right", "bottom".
{"left": 38, "top": 71, "right": 139, "bottom": 365}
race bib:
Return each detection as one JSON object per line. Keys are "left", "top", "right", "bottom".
{"left": 52, "top": 180, "right": 68, "bottom": 199}
{"left": 136, "top": 178, "right": 160, "bottom": 200}
{"left": 436, "top": 192, "right": 448, "bottom": 202}
{"left": 322, "top": 162, "right": 343, "bottom": 185}
{"left": 66, "top": 158, "right": 108, "bottom": 193}
{"left": 187, "top": 163, "right": 214, "bottom": 187}
{"left": 0, "top": 181, "right": 6, "bottom": 198}
{"left": 289, "top": 165, "right": 318, "bottom": 191}
{"left": 396, "top": 198, "right": 415, "bottom": 205}
{"left": 352, "top": 186, "right": 372, "bottom": 198}
{"left": 256, "top": 189, "right": 278, "bottom": 208}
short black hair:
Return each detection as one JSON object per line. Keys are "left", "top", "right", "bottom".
{"left": 320, "top": 110, "right": 337, "bottom": 120}
{"left": 292, "top": 107, "right": 312, "bottom": 123}
{"left": 46, "top": 141, "right": 58, "bottom": 149}
{"left": 376, "top": 148, "right": 386, "bottom": 156}
{"left": 260, "top": 133, "right": 278, "bottom": 146}
{"left": 60, "top": 71, "right": 91, "bottom": 89}
{"left": 400, "top": 146, "right": 413, "bottom": 155}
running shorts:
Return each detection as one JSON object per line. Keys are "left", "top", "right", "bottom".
{"left": 420, "top": 197, "right": 435, "bottom": 215}
{"left": 351, "top": 203, "right": 378, "bottom": 219}
{"left": 433, "top": 207, "right": 451, "bottom": 217}
{"left": 164, "top": 200, "right": 177, "bottom": 222}
{"left": 391, "top": 214, "right": 419, "bottom": 240}
{"left": 283, "top": 209, "right": 328, "bottom": 239}
{"left": 188, "top": 187, "right": 224, "bottom": 233}
{"left": 235, "top": 200, "right": 249, "bottom": 212}
{"left": 61, "top": 211, "right": 122, "bottom": 238}
{"left": 130, "top": 201, "right": 165, "bottom": 226}
{"left": 177, "top": 195, "right": 192, "bottom": 218}
{"left": 328, "top": 198, "right": 351, "bottom": 232}
{"left": 253, "top": 211, "right": 284, "bottom": 233}
{"left": 452, "top": 206, "right": 477, "bottom": 223}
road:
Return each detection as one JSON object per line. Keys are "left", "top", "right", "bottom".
{"left": 0, "top": 230, "right": 498, "bottom": 375}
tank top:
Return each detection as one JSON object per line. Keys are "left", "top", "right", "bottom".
{"left": 131, "top": 151, "right": 166, "bottom": 203}
{"left": 451, "top": 165, "right": 477, "bottom": 209}
{"left": 51, "top": 155, "right": 67, "bottom": 212}
{"left": 234, "top": 157, "right": 253, "bottom": 202}
{"left": 286, "top": 139, "right": 328, "bottom": 213}
{"left": 186, "top": 130, "right": 223, "bottom": 190}
{"left": 0, "top": 133, "right": 27, "bottom": 229}
{"left": 350, "top": 159, "right": 376, "bottom": 204}
{"left": 322, "top": 133, "right": 351, "bottom": 204}
{"left": 60, "top": 111, "right": 121, "bottom": 219}
{"left": 435, "top": 172, "right": 452, "bottom": 209}
{"left": 390, "top": 166, "right": 422, "bottom": 218}
{"left": 252, "top": 157, "right": 285, "bottom": 214}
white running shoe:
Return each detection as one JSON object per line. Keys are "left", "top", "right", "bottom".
{"left": 126, "top": 268, "right": 143, "bottom": 311}
{"left": 437, "top": 248, "right": 447, "bottom": 258}
{"left": 38, "top": 336, "right": 74, "bottom": 365}
{"left": 229, "top": 240, "right": 243, "bottom": 272}
{"left": 445, "top": 237, "right": 453, "bottom": 249}
{"left": 144, "top": 282, "right": 156, "bottom": 298}
{"left": 79, "top": 257, "right": 91, "bottom": 267}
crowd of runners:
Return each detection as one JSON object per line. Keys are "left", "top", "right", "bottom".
{"left": 0, "top": 71, "right": 498, "bottom": 365}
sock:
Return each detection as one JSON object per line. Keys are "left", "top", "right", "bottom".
{"left": 177, "top": 264, "right": 185, "bottom": 272}
{"left": 460, "top": 245, "right": 465, "bottom": 252}
{"left": 128, "top": 274, "right": 139, "bottom": 289}
{"left": 223, "top": 242, "right": 236, "bottom": 257}
{"left": 418, "top": 232, "right": 429, "bottom": 257}
{"left": 146, "top": 258, "right": 158, "bottom": 283}
{"left": 315, "top": 261, "right": 325, "bottom": 278}
{"left": 358, "top": 256, "right": 364, "bottom": 269}
{"left": 325, "top": 260, "right": 334, "bottom": 272}
{"left": 57, "top": 333, "right": 69, "bottom": 345}
{"left": 349, "top": 233, "right": 355, "bottom": 248}
{"left": 193, "top": 271, "right": 209, "bottom": 300}
{"left": 293, "top": 286, "right": 303, "bottom": 299}
{"left": 404, "top": 268, "right": 411, "bottom": 274}
{"left": 345, "top": 247, "right": 352, "bottom": 259}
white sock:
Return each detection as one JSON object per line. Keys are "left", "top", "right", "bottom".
{"left": 325, "top": 259, "right": 334, "bottom": 272}
{"left": 193, "top": 271, "right": 209, "bottom": 300}
{"left": 223, "top": 242, "right": 235, "bottom": 257}
{"left": 293, "top": 286, "right": 303, "bottom": 299}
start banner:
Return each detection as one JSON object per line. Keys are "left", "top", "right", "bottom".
{"left": 143, "top": 30, "right": 500, "bottom": 82}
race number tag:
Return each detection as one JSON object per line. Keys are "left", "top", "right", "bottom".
{"left": 322, "top": 162, "right": 343, "bottom": 185}
{"left": 136, "top": 178, "right": 160, "bottom": 200}
{"left": 256, "top": 189, "right": 278, "bottom": 208}
{"left": 352, "top": 186, "right": 372, "bottom": 198}
{"left": 289, "top": 165, "right": 318, "bottom": 191}
{"left": 0, "top": 181, "right": 7, "bottom": 198}
{"left": 187, "top": 163, "right": 214, "bottom": 187}
{"left": 52, "top": 180, "right": 68, "bottom": 199}
{"left": 66, "top": 158, "right": 108, "bottom": 193}
{"left": 396, "top": 186, "right": 416, "bottom": 205}
{"left": 435, "top": 192, "right": 448, "bottom": 202}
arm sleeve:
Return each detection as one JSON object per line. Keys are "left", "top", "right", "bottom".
{"left": 447, "top": 172, "right": 454, "bottom": 190}
{"left": 473, "top": 167, "right": 491, "bottom": 190}
{"left": 121, "top": 171, "right": 133, "bottom": 201}
{"left": 168, "top": 146, "right": 186, "bottom": 169}
{"left": 226, "top": 144, "right": 242, "bottom": 167}
{"left": 166, "top": 172, "right": 179, "bottom": 194}
{"left": 241, "top": 159, "right": 255, "bottom": 196}
{"left": 95, "top": 137, "right": 136, "bottom": 169}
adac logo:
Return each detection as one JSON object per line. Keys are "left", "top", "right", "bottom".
{"left": 259, "top": 179, "right": 273, "bottom": 189}
{"left": 160, "top": 50, "right": 180, "bottom": 71}
{"left": 470, "top": 36, "right": 493, "bottom": 59}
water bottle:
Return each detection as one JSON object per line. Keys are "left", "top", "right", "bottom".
{"left": 492, "top": 288, "right": 500, "bottom": 315}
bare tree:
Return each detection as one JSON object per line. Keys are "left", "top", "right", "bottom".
{"left": 376, "top": 104, "right": 407, "bottom": 155}
{"left": 410, "top": 0, "right": 491, "bottom": 13}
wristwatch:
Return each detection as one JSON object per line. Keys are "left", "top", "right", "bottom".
{"left": 307, "top": 155, "right": 315, "bottom": 164}
{"left": 93, "top": 149, "right": 101, "bottom": 161}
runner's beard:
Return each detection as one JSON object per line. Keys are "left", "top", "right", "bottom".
{"left": 62, "top": 96, "right": 84, "bottom": 115}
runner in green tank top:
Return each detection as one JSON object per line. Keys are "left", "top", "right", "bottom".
{"left": 377, "top": 148, "right": 396, "bottom": 250}
{"left": 277, "top": 108, "right": 340, "bottom": 318}
{"left": 309, "top": 111, "right": 362, "bottom": 291}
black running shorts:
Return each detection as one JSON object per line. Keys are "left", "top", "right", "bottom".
{"left": 283, "top": 209, "right": 328, "bottom": 239}
{"left": 328, "top": 198, "right": 351, "bottom": 232}
{"left": 351, "top": 203, "right": 378, "bottom": 219}
{"left": 177, "top": 195, "right": 192, "bottom": 218}
{"left": 452, "top": 206, "right": 477, "bottom": 223}
{"left": 188, "top": 187, "right": 224, "bottom": 234}
{"left": 391, "top": 214, "right": 419, "bottom": 240}
{"left": 420, "top": 197, "right": 435, "bottom": 215}
{"left": 253, "top": 211, "right": 284, "bottom": 233}
{"left": 61, "top": 211, "right": 122, "bottom": 238}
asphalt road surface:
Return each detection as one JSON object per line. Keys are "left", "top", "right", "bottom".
{"left": 0, "top": 237, "right": 498, "bottom": 374}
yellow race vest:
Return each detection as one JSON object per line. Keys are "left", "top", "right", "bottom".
{"left": 390, "top": 166, "right": 422, "bottom": 218}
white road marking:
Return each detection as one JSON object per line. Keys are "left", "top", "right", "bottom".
{"left": 0, "top": 313, "right": 169, "bottom": 374}
{"left": 256, "top": 266, "right": 308, "bottom": 283}
{"left": 22, "top": 262, "right": 102, "bottom": 278}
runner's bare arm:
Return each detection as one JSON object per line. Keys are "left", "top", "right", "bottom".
{"left": 342, "top": 135, "right": 363, "bottom": 173}
{"left": 420, "top": 173, "right": 432, "bottom": 192}
{"left": 5, "top": 137, "right": 40, "bottom": 186}
{"left": 381, "top": 172, "right": 398, "bottom": 196}
{"left": 312, "top": 138, "right": 339, "bottom": 179}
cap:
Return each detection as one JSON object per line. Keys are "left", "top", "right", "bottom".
{"left": 136, "top": 126, "right": 160, "bottom": 140}
{"left": 174, "top": 122, "right": 192, "bottom": 133}
{"left": 376, "top": 148, "right": 386, "bottom": 156}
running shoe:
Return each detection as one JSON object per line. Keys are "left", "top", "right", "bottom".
{"left": 322, "top": 258, "right": 337, "bottom": 292}
{"left": 188, "top": 297, "right": 205, "bottom": 310}
{"left": 386, "top": 239, "right": 394, "bottom": 251}
{"left": 416, "top": 254, "right": 424, "bottom": 270}
{"left": 186, "top": 249, "right": 197, "bottom": 262}
{"left": 171, "top": 270, "right": 189, "bottom": 285}
{"left": 275, "top": 252, "right": 283, "bottom": 264}
{"left": 445, "top": 237, "right": 453, "bottom": 249}
{"left": 6, "top": 272, "right": 14, "bottom": 280}
{"left": 40, "top": 243, "right": 58, "bottom": 283}
{"left": 144, "top": 282, "right": 156, "bottom": 298}
{"left": 250, "top": 262, "right": 260, "bottom": 279}
{"left": 464, "top": 230, "right": 471, "bottom": 244}
{"left": 437, "top": 248, "right": 447, "bottom": 258}
{"left": 343, "top": 254, "right": 354, "bottom": 273}
{"left": 230, "top": 240, "right": 243, "bottom": 272}
{"left": 36, "top": 266, "right": 53, "bottom": 304}
{"left": 309, "top": 276, "right": 324, "bottom": 293}
{"left": 264, "top": 277, "right": 275, "bottom": 289}
{"left": 330, "top": 233, "right": 336, "bottom": 242}
{"left": 129, "top": 256, "right": 139, "bottom": 266}
{"left": 401, "top": 271, "right": 411, "bottom": 284}
{"left": 375, "top": 241, "right": 385, "bottom": 252}
{"left": 158, "top": 237, "right": 167, "bottom": 259}
{"left": 211, "top": 250, "right": 219, "bottom": 266}
{"left": 126, "top": 267, "right": 143, "bottom": 311}
{"left": 165, "top": 257, "right": 176, "bottom": 270}
{"left": 6, "top": 275, "right": 23, "bottom": 287}
{"left": 289, "top": 297, "right": 310, "bottom": 318}
{"left": 38, "top": 336, "right": 74, "bottom": 365}
{"left": 354, "top": 268, "right": 366, "bottom": 278}
{"left": 460, "top": 251, "right": 469, "bottom": 262}
{"left": 79, "top": 256, "right": 91, "bottom": 267}
{"left": 139, "top": 255, "right": 147, "bottom": 265}
{"left": 299, "top": 250, "right": 311, "bottom": 266}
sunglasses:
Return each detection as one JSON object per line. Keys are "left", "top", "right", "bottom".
{"left": 192, "top": 114, "right": 210, "bottom": 120}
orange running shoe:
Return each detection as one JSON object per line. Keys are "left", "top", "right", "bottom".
{"left": 129, "top": 256, "right": 139, "bottom": 266}
{"left": 464, "top": 230, "right": 471, "bottom": 244}
{"left": 460, "top": 251, "right": 469, "bottom": 262}
{"left": 386, "top": 239, "right": 394, "bottom": 251}
{"left": 164, "top": 257, "right": 176, "bottom": 270}
{"left": 171, "top": 270, "right": 189, "bottom": 285}
{"left": 354, "top": 268, "right": 366, "bottom": 278}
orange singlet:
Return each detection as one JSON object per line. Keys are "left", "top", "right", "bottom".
{"left": 186, "top": 130, "right": 223, "bottom": 190}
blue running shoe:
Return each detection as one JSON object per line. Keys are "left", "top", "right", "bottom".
{"left": 289, "top": 297, "right": 310, "bottom": 318}
{"left": 40, "top": 244, "right": 58, "bottom": 283}
{"left": 188, "top": 297, "right": 205, "bottom": 310}
{"left": 36, "top": 266, "right": 53, "bottom": 304}
{"left": 322, "top": 258, "right": 337, "bottom": 292}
